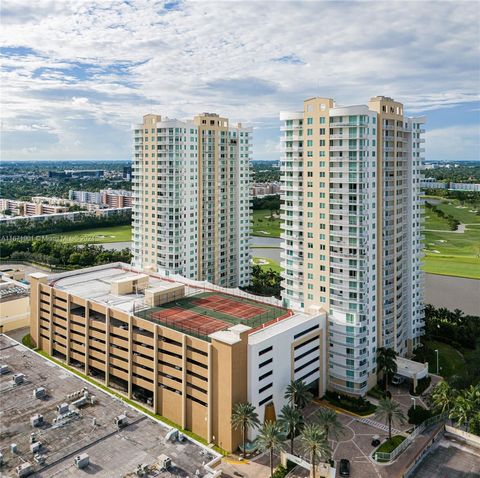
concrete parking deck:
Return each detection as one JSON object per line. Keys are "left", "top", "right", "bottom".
{"left": 0, "top": 334, "right": 216, "bottom": 477}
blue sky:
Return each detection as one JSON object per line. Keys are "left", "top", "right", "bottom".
{"left": 1, "top": 0, "right": 479, "bottom": 161}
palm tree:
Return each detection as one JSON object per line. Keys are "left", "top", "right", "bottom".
{"left": 231, "top": 402, "right": 260, "bottom": 458}
{"left": 431, "top": 381, "right": 457, "bottom": 416}
{"left": 449, "top": 395, "right": 474, "bottom": 429}
{"left": 300, "top": 423, "right": 331, "bottom": 477}
{"left": 377, "top": 347, "right": 398, "bottom": 391}
{"left": 376, "top": 398, "right": 406, "bottom": 440}
{"left": 463, "top": 384, "right": 480, "bottom": 410}
{"left": 278, "top": 404, "right": 304, "bottom": 454}
{"left": 256, "top": 421, "right": 285, "bottom": 478}
{"left": 315, "top": 408, "right": 344, "bottom": 442}
{"left": 285, "top": 379, "right": 313, "bottom": 410}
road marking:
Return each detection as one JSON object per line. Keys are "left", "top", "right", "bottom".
{"left": 356, "top": 417, "right": 402, "bottom": 435}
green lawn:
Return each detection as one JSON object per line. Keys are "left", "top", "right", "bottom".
{"left": 252, "top": 209, "right": 281, "bottom": 237}
{"left": 423, "top": 197, "right": 480, "bottom": 279}
{"left": 252, "top": 257, "right": 283, "bottom": 273}
{"left": 423, "top": 254, "right": 480, "bottom": 279}
{"left": 423, "top": 340, "right": 465, "bottom": 378}
{"left": 45, "top": 225, "right": 132, "bottom": 244}
{"left": 424, "top": 210, "right": 452, "bottom": 231}
{"left": 435, "top": 202, "right": 480, "bottom": 224}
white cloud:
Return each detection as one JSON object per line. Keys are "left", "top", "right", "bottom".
{"left": 426, "top": 124, "right": 480, "bottom": 161}
{"left": 0, "top": 0, "right": 479, "bottom": 159}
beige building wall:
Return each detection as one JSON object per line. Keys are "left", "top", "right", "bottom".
{"left": 0, "top": 295, "right": 30, "bottom": 332}
{"left": 28, "top": 273, "right": 247, "bottom": 452}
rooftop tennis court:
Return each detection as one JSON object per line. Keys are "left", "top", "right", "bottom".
{"left": 137, "top": 291, "right": 290, "bottom": 339}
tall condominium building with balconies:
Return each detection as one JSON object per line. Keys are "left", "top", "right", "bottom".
{"left": 280, "top": 96, "right": 425, "bottom": 395}
{"left": 132, "top": 113, "right": 251, "bottom": 288}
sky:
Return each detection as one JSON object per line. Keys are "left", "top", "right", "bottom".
{"left": 1, "top": 0, "right": 479, "bottom": 161}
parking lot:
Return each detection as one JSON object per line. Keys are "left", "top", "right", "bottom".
{"left": 0, "top": 334, "right": 216, "bottom": 477}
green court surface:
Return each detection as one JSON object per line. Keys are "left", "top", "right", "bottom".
{"left": 45, "top": 225, "right": 132, "bottom": 244}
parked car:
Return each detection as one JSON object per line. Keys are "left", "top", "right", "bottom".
{"left": 391, "top": 374, "right": 405, "bottom": 386}
{"left": 339, "top": 459, "right": 350, "bottom": 477}
{"left": 371, "top": 435, "right": 381, "bottom": 447}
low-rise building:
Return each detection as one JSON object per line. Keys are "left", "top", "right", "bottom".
{"left": 0, "top": 275, "right": 30, "bottom": 332}
{"left": 0, "top": 199, "right": 68, "bottom": 217}
{"left": 69, "top": 189, "right": 133, "bottom": 208}
{"left": 251, "top": 182, "right": 281, "bottom": 197}
{"left": 29, "top": 263, "right": 326, "bottom": 452}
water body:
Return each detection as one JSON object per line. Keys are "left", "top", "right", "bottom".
{"left": 251, "top": 236, "right": 282, "bottom": 248}
{"left": 101, "top": 239, "right": 479, "bottom": 315}
{"left": 425, "top": 274, "right": 480, "bottom": 316}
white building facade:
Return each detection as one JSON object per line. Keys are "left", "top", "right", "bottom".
{"left": 280, "top": 96, "right": 426, "bottom": 395}
{"left": 132, "top": 113, "right": 251, "bottom": 288}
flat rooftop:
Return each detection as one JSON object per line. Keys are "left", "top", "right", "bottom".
{"left": 0, "top": 282, "right": 29, "bottom": 303}
{"left": 0, "top": 334, "right": 216, "bottom": 477}
{"left": 48, "top": 264, "right": 289, "bottom": 339}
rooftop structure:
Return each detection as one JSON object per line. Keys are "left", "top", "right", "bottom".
{"left": 0, "top": 334, "right": 216, "bottom": 477}
{"left": 29, "top": 263, "right": 327, "bottom": 451}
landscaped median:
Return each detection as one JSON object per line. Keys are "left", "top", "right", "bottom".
{"left": 373, "top": 435, "right": 406, "bottom": 463}
{"left": 319, "top": 391, "right": 377, "bottom": 417}
{"left": 21, "top": 334, "right": 228, "bottom": 456}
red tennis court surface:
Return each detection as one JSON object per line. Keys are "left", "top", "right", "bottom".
{"left": 191, "top": 294, "right": 266, "bottom": 319}
{"left": 151, "top": 307, "right": 229, "bottom": 335}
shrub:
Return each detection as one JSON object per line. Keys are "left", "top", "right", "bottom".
{"left": 368, "top": 385, "right": 388, "bottom": 400}
{"left": 469, "top": 413, "right": 480, "bottom": 437}
{"left": 407, "top": 405, "right": 432, "bottom": 425}
{"left": 272, "top": 461, "right": 296, "bottom": 478}
{"left": 324, "top": 390, "right": 376, "bottom": 415}
{"left": 410, "top": 376, "right": 431, "bottom": 396}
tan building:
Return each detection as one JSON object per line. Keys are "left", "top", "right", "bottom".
{"left": 0, "top": 198, "right": 68, "bottom": 216}
{"left": 0, "top": 275, "right": 30, "bottom": 332}
{"left": 132, "top": 113, "right": 251, "bottom": 287}
{"left": 29, "top": 263, "right": 326, "bottom": 452}
{"left": 280, "top": 96, "right": 425, "bottom": 395}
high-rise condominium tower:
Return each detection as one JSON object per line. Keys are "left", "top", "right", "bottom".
{"left": 280, "top": 96, "right": 425, "bottom": 395}
{"left": 132, "top": 113, "right": 251, "bottom": 287}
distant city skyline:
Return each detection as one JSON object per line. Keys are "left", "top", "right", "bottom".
{"left": 1, "top": 1, "right": 479, "bottom": 161}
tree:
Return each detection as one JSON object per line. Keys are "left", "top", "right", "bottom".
{"left": 450, "top": 395, "right": 474, "bottom": 429}
{"left": 377, "top": 347, "right": 398, "bottom": 391}
{"left": 285, "top": 379, "right": 313, "bottom": 410}
{"left": 278, "top": 404, "right": 304, "bottom": 454}
{"left": 315, "top": 408, "right": 344, "bottom": 441}
{"left": 255, "top": 421, "right": 285, "bottom": 477}
{"left": 300, "top": 423, "right": 331, "bottom": 477}
{"left": 431, "top": 381, "right": 457, "bottom": 416}
{"left": 231, "top": 402, "right": 260, "bottom": 458}
{"left": 376, "top": 398, "right": 406, "bottom": 440}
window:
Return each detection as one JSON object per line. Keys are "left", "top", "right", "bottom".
{"left": 293, "top": 324, "right": 319, "bottom": 340}
{"left": 259, "top": 346, "right": 272, "bottom": 356}
{"left": 259, "top": 382, "right": 273, "bottom": 394}
{"left": 259, "top": 370, "right": 273, "bottom": 381}
{"left": 259, "top": 358, "right": 273, "bottom": 368}
{"left": 259, "top": 395, "right": 273, "bottom": 406}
